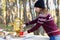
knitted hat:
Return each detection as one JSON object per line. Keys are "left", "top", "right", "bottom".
{"left": 34, "top": 0, "right": 45, "bottom": 9}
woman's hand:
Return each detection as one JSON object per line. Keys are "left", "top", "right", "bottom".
{"left": 23, "top": 31, "right": 28, "bottom": 36}
{"left": 22, "top": 24, "right": 26, "bottom": 28}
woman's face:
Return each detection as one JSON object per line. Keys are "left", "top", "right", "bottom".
{"left": 34, "top": 7, "right": 42, "bottom": 13}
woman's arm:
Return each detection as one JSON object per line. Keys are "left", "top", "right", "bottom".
{"left": 27, "top": 23, "right": 41, "bottom": 33}
{"left": 25, "top": 18, "right": 38, "bottom": 26}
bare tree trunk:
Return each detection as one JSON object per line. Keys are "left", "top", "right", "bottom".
{"left": 2, "top": 0, "right": 6, "bottom": 25}
{"left": 29, "top": 0, "right": 40, "bottom": 35}
{"left": 53, "top": 0, "right": 60, "bottom": 27}
{"left": 29, "top": 0, "right": 34, "bottom": 19}
{"left": 56, "top": 0, "right": 60, "bottom": 27}
{"left": 17, "top": 0, "right": 21, "bottom": 18}
{"left": 22, "top": 0, "right": 27, "bottom": 22}
{"left": 46, "top": 0, "right": 49, "bottom": 9}
{"left": 19, "top": 0, "right": 21, "bottom": 18}
{"left": 33, "top": 0, "right": 35, "bottom": 2}
{"left": 59, "top": 0, "right": 60, "bottom": 27}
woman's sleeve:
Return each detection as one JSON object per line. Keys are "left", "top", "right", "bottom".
{"left": 46, "top": 14, "right": 53, "bottom": 21}
{"left": 27, "top": 23, "right": 41, "bottom": 33}
{"left": 25, "top": 18, "right": 38, "bottom": 26}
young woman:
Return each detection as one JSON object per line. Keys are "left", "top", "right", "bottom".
{"left": 22, "top": 0, "right": 60, "bottom": 40}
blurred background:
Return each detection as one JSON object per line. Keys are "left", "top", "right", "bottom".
{"left": 0, "top": 0, "right": 60, "bottom": 36}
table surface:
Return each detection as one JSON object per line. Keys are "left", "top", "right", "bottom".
{"left": 0, "top": 34, "right": 49, "bottom": 40}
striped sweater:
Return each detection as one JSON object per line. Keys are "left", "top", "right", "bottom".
{"left": 25, "top": 13, "right": 60, "bottom": 36}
